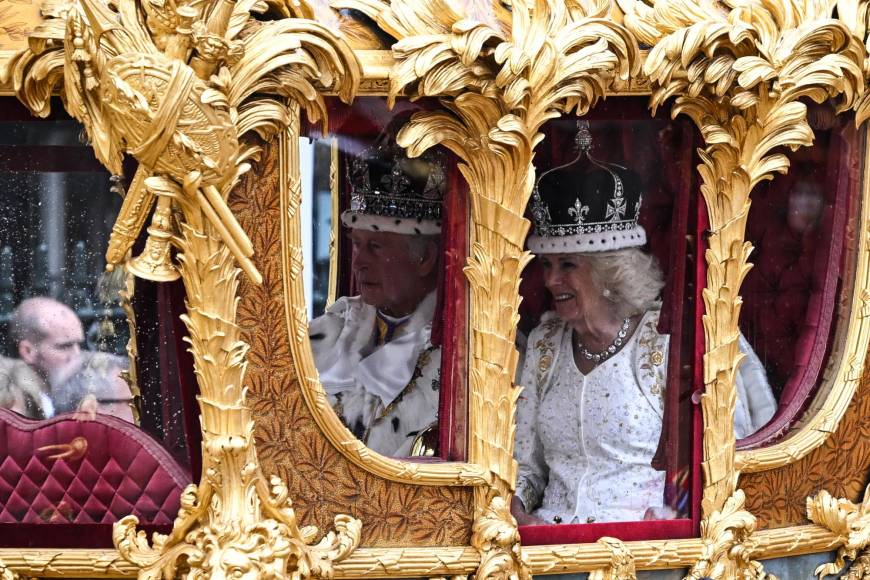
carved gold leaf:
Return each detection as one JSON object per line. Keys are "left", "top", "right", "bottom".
{"left": 588, "top": 537, "right": 637, "bottom": 580}
{"left": 617, "top": 0, "right": 865, "bottom": 577}
{"left": 808, "top": 485, "right": 870, "bottom": 579}
{"left": 327, "top": 0, "right": 639, "bottom": 578}
{"left": 3, "top": 0, "right": 364, "bottom": 577}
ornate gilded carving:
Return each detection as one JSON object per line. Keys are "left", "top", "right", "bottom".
{"left": 686, "top": 490, "right": 772, "bottom": 579}
{"left": 807, "top": 485, "right": 870, "bottom": 579}
{"left": 0, "top": 522, "right": 857, "bottom": 577}
{"left": 111, "top": 173, "right": 361, "bottom": 580}
{"left": 842, "top": 550, "right": 870, "bottom": 580}
{"left": 4, "top": 0, "right": 364, "bottom": 577}
{"left": 331, "top": 0, "right": 638, "bottom": 576}
{"left": 126, "top": 196, "right": 181, "bottom": 282}
{"left": 471, "top": 493, "right": 530, "bottom": 580}
{"left": 3, "top": 0, "right": 360, "bottom": 284}
{"left": 0, "top": 559, "right": 21, "bottom": 580}
{"left": 617, "top": 0, "right": 865, "bottom": 575}
{"left": 588, "top": 537, "right": 636, "bottom": 580}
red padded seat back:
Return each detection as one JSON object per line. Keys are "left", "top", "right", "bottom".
{"left": 0, "top": 408, "right": 190, "bottom": 524}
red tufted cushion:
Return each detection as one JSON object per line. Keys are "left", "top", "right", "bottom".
{"left": 0, "top": 407, "right": 190, "bottom": 524}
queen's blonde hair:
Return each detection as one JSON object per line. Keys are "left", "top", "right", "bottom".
{"left": 580, "top": 248, "right": 665, "bottom": 319}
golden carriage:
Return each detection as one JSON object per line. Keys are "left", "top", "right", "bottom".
{"left": 0, "top": 0, "right": 869, "bottom": 577}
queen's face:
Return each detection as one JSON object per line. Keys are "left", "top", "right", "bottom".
{"left": 540, "top": 253, "right": 602, "bottom": 325}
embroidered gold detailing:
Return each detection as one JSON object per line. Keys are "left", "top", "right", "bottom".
{"left": 535, "top": 318, "right": 564, "bottom": 393}
{"left": 588, "top": 537, "right": 636, "bottom": 580}
{"left": 807, "top": 484, "right": 870, "bottom": 579}
{"left": 635, "top": 313, "right": 666, "bottom": 405}
{"left": 5, "top": 0, "right": 363, "bottom": 577}
{"left": 637, "top": 314, "right": 666, "bottom": 383}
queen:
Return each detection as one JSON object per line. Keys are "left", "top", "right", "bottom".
{"left": 512, "top": 125, "right": 777, "bottom": 525}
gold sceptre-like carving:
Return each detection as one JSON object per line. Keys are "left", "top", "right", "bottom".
{"left": 3, "top": 0, "right": 362, "bottom": 577}
{"left": 616, "top": 0, "right": 865, "bottom": 577}
{"left": 332, "top": 0, "right": 638, "bottom": 577}
{"left": 113, "top": 174, "right": 362, "bottom": 580}
{"left": 126, "top": 196, "right": 182, "bottom": 282}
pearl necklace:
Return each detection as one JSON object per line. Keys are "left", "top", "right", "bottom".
{"left": 575, "top": 317, "right": 631, "bottom": 363}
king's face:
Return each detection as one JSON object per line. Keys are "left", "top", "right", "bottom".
{"left": 349, "top": 229, "right": 427, "bottom": 317}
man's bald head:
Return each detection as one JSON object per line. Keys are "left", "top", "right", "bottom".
{"left": 11, "top": 297, "right": 84, "bottom": 383}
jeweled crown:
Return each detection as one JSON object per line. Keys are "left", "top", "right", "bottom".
{"left": 528, "top": 122, "right": 646, "bottom": 254}
{"left": 347, "top": 142, "right": 446, "bottom": 224}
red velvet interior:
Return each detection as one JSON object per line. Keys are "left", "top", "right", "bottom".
{"left": 0, "top": 408, "right": 190, "bottom": 538}
{"left": 519, "top": 518, "right": 694, "bottom": 545}
{"left": 738, "top": 120, "right": 858, "bottom": 448}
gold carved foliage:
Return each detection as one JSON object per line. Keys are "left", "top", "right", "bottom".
{"left": 229, "top": 136, "right": 476, "bottom": 548}
{"left": 4, "top": 0, "right": 365, "bottom": 577}
{"left": 0, "top": 560, "right": 22, "bottom": 580}
{"left": 808, "top": 485, "right": 870, "bottom": 579}
{"left": 687, "top": 491, "right": 772, "bottom": 580}
{"left": 612, "top": 0, "right": 865, "bottom": 577}
{"left": 472, "top": 493, "right": 531, "bottom": 580}
{"left": 329, "top": 0, "right": 639, "bottom": 577}
{"left": 588, "top": 538, "right": 636, "bottom": 580}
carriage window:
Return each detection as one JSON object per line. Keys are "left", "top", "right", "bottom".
{"left": 301, "top": 97, "right": 468, "bottom": 460}
{"left": 516, "top": 102, "right": 700, "bottom": 541}
{"left": 0, "top": 104, "right": 192, "bottom": 535}
{"left": 737, "top": 111, "right": 861, "bottom": 448}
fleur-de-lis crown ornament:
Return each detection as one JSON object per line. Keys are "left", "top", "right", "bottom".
{"left": 528, "top": 121, "right": 645, "bottom": 254}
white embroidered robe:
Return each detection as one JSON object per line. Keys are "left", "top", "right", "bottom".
{"left": 515, "top": 309, "right": 776, "bottom": 524}
{"left": 309, "top": 292, "right": 441, "bottom": 456}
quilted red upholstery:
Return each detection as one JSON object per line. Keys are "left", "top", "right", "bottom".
{"left": 0, "top": 407, "right": 190, "bottom": 524}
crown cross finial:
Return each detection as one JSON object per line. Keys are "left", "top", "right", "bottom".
{"left": 575, "top": 120, "right": 593, "bottom": 152}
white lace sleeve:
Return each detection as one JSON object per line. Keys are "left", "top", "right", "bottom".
{"left": 734, "top": 333, "right": 777, "bottom": 438}
{"left": 514, "top": 320, "right": 558, "bottom": 512}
